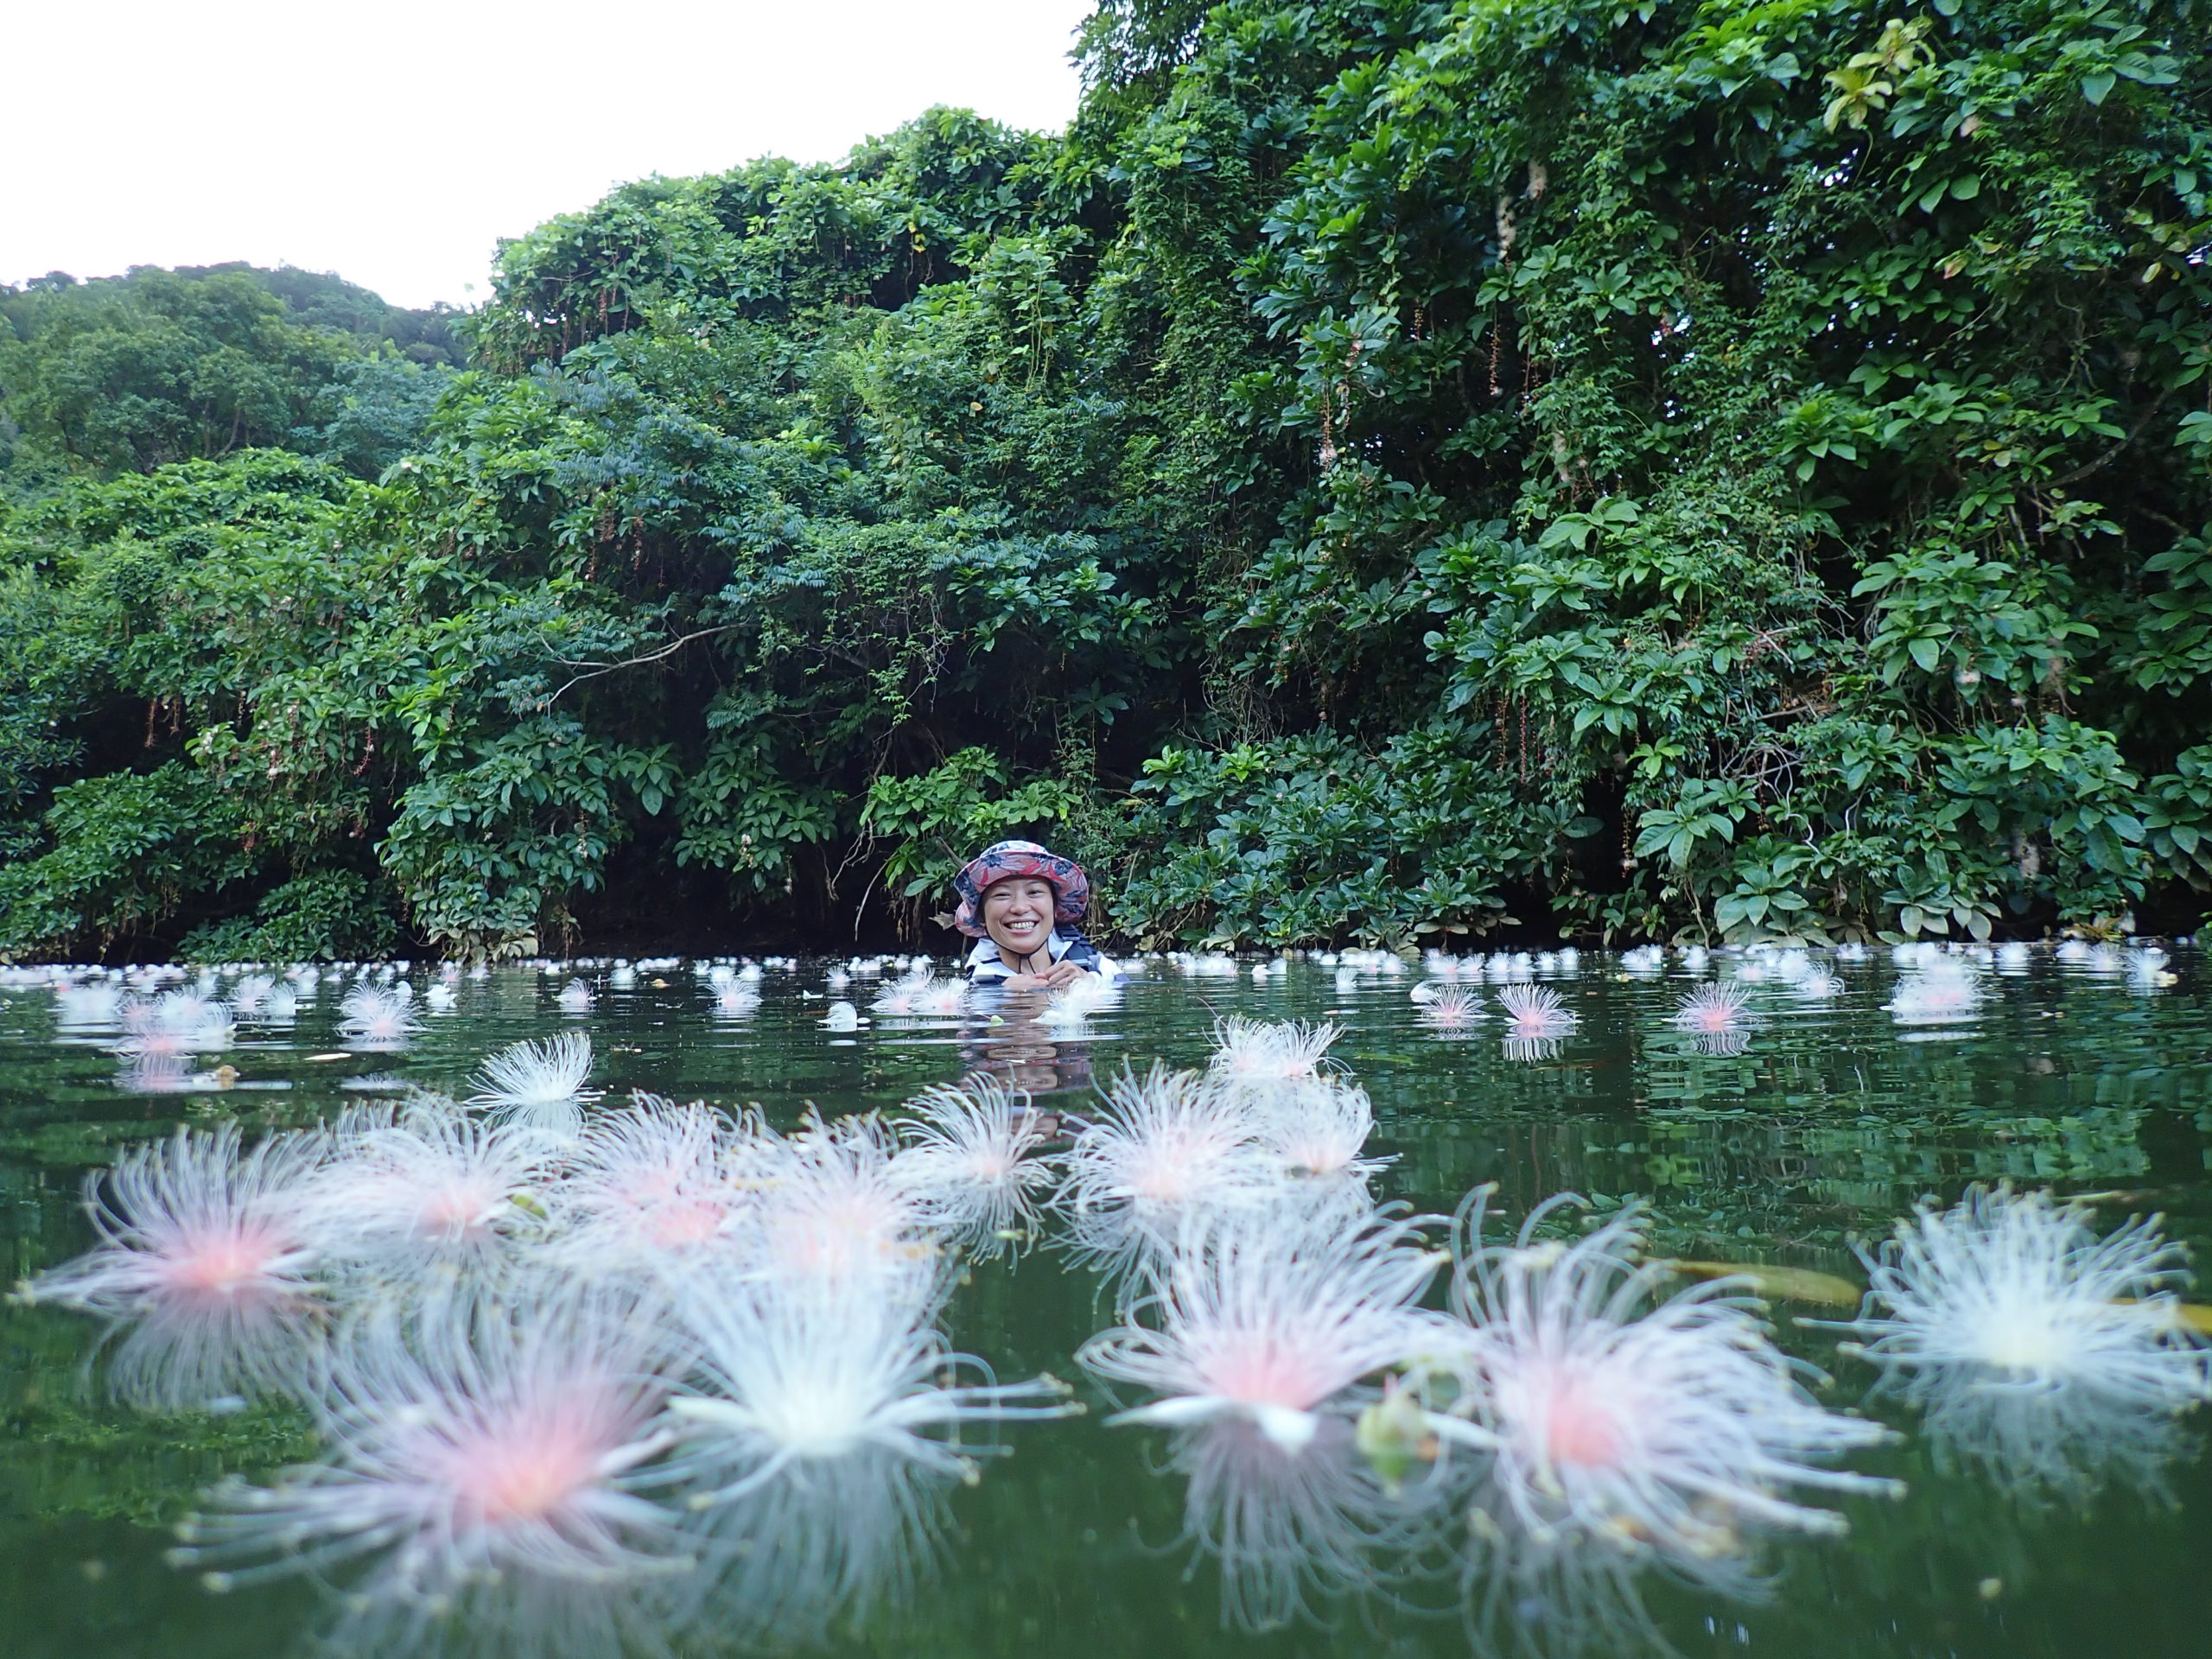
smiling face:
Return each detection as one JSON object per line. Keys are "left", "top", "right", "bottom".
{"left": 982, "top": 876, "right": 1058, "bottom": 962}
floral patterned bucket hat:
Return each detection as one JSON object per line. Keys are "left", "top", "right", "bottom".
{"left": 950, "top": 840, "right": 1090, "bottom": 938}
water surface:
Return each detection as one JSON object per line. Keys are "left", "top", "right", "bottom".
{"left": 3, "top": 947, "right": 2209, "bottom": 1659}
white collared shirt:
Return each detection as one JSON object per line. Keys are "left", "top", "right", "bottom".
{"left": 965, "top": 930, "right": 1122, "bottom": 984}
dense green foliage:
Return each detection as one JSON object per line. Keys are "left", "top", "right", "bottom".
{"left": 2, "top": 0, "right": 2209, "bottom": 958}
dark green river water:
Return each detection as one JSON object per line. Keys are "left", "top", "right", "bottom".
{"left": 3, "top": 945, "right": 2208, "bottom": 1659}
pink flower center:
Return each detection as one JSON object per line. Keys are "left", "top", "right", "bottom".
{"left": 445, "top": 1415, "right": 605, "bottom": 1528}
{"left": 158, "top": 1227, "right": 283, "bottom": 1298}
{"left": 419, "top": 1181, "right": 500, "bottom": 1236}
{"left": 1537, "top": 1376, "right": 1622, "bottom": 1467}
{"left": 1207, "top": 1338, "right": 1328, "bottom": 1409}
{"left": 963, "top": 1149, "right": 1017, "bottom": 1181}
{"left": 1129, "top": 1159, "right": 1194, "bottom": 1203}
{"left": 611, "top": 1167, "right": 689, "bottom": 1206}
{"left": 644, "top": 1196, "right": 729, "bottom": 1248}
{"left": 1281, "top": 1137, "right": 1347, "bottom": 1173}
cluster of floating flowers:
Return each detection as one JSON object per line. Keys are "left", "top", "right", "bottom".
{"left": 1386, "top": 936, "right": 2190, "bottom": 1062}
{"left": 17, "top": 1033, "right": 1090, "bottom": 1650}
{"left": 1058, "top": 1017, "right": 2212, "bottom": 1636}
{"left": 1397, "top": 964, "right": 1582, "bottom": 1054}
{"left": 15, "top": 936, "right": 2190, "bottom": 1106}
{"left": 10, "top": 1001, "right": 2212, "bottom": 1649}
{"left": 16, "top": 954, "right": 844, "bottom": 1088}
{"left": 1051, "top": 1020, "right": 1892, "bottom": 1633}
{"left": 868, "top": 964, "right": 978, "bottom": 1020}
{"left": 2054, "top": 937, "right": 2181, "bottom": 989}
{"left": 27, "top": 959, "right": 450, "bottom": 1090}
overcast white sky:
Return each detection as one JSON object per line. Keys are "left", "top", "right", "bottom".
{"left": 5, "top": 0, "right": 1095, "bottom": 310}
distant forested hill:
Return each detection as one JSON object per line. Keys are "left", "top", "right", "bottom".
{"left": 2, "top": 0, "right": 2208, "bottom": 962}
{"left": 0, "top": 264, "right": 461, "bottom": 480}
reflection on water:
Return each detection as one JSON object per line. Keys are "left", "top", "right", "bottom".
{"left": 1458, "top": 1508, "right": 1751, "bottom": 1659}
{"left": 1910, "top": 1376, "right": 2197, "bottom": 1510}
{"left": 292, "top": 1446, "right": 967, "bottom": 1659}
{"left": 1500, "top": 1035, "right": 1565, "bottom": 1064}
{"left": 960, "top": 987, "right": 1100, "bottom": 1095}
{"left": 1164, "top": 1415, "right": 1441, "bottom": 1633}
{"left": 2, "top": 946, "right": 2211, "bottom": 1659}
{"left": 677, "top": 1444, "right": 955, "bottom": 1650}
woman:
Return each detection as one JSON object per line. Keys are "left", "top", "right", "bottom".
{"left": 952, "top": 839, "right": 1119, "bottom": 988}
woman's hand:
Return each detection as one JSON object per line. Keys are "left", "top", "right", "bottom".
{"left": 1003, "top": 962, "right": 1093, "bottom": 991}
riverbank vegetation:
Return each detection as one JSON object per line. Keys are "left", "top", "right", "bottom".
{"left": 2, "top": 0, "right": 2207, "bottom": 958}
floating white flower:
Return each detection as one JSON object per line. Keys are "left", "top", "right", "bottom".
{"left": 339, "top": 984, "right": 420, "bottom": 1047}
{"left": 1672, "top": 981, "right": 1750, "bottom": 1035}
{"left": 1417, "top": 1193, "right": 1893, "bottom": 1571}
{"left": 915, "top": 978, "right": 972, "bottom": 1017}
{"left": 710, "top": 980, "right": 760, "bottom": 1017}
{"left": 1415, "top": 985, "right": 1484, "bottom": 1033}
{"left": 734, "top": 1113, "right": 937, "bottom": 1292}
{"left": 20, "top": 1125, "right": 327, "bottom": 1410}
{"left": 469, "top": 1032, "right": 601, "bottom": 1114}
{"left": 1838, "top": 1186, "right": 2210, "bottom": 1504}
{"left": 1497, "top": 982, "right": 1576, "bottom": 1036}
{"left": 1671, "top": 980, "right": 1754, "bottom": 1055}
{"left": 547, "top": 1096, "right": 753, "bottom": 1280}
{"left": 117, "top": 991, "right": 236, "bottom": 1056}
{"left": 2127, "top": 947, "right": 2176, "bottom": 991}
{"left": 1209, "top": 1017, "right": 1343, "bottom": 1084}
{"left": 663, "top": 1273, "right": 1072, "bottom": 1505}
{"left": 1035, "top": 974, "right": 1116, "bottom": 1028}
{"left": 227, "top": 975, "right": 276, "bottom": 1016}
{"left": 54, "top": 982, "right": 126, "bottom": 1030}
{"left": 1056, "top": 1066, "right": 1281, "bottom": 1281}
{"left": 1883, "top": 959, "right": 1983, "bottom": 1026}
{"left": 1842, "top": 1185, "right": 2209, "bottom": 1401}
{"left": 897, "top": 1076, "right": 1058, "bottom": 1255}
{"left": 1497, "top": 983, "right": 1578, "bottom": 1044}
{"left": 305, "top": 1097, "right": 555, "bottom": 1279}
{"left": 170, "top": 1290, "right": 688, "bottom": 1598}
{"left": 1247, "top": 1077, "right": 1388, "bottom": 1184}
{"left": 1792, "top": 969, "right": 1846, "bottom": 1001}
{"left": 868, "top": 970, "right": 938, "bottom": 1017}
{"left": 1081, "top": 1202, "right": 1446, "bottom": 1456}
